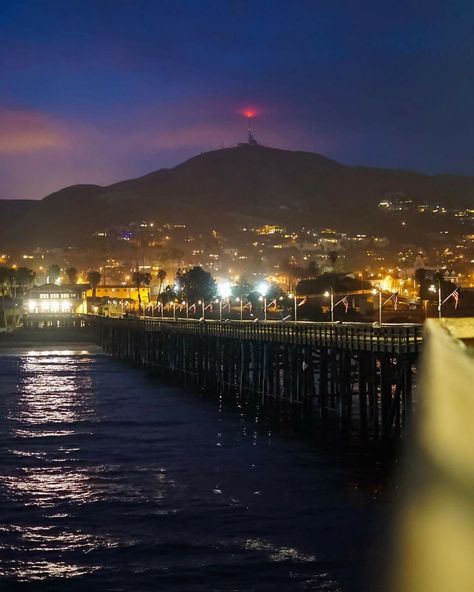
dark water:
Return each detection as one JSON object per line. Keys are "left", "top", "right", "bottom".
{"left": 0, "top": 346, "right": 384, "bottom": 591}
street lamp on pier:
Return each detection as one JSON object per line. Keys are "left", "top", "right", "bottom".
{"left": 257, "top": 281, "right": 269, "bottom": 321}
{"left": 287, "top": 293, "right": 297, "bottom": 323}
{"left": 372, "top": 286, "right": 382, "bottom": 325}
{"left": 429, "top": 278, "right": 442, "bottom": 318}
{"left": 323, "top": 288, "right": 335, "bottom": 323}
{"left": 236, "top": 297, "right": 243, "bottom": 321}
{"left": 217, "top": 281, "right": 232, "bottom": 322}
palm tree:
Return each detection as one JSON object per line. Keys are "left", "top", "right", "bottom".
{"left": 132, "top": 271, "right": 146, "bottom": 313}
{"left": 86, "top": 270, "right": 101, "bottom": 298}
{"left": 156, "top": 269, "right": 167, "bottom": 295}
{"left": 280, "top": 258, "right": 298, "bottom": 291}
{"left": 414, "top": 268, "right": 428, "bottom": 299}
{"left": 65, "top": 267, "right": 78, "bottom": 284}
{"left": 142, "top": 272, "right": 152, "bottom": 304}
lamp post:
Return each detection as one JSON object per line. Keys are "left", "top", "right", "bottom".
{"left": 324, "top": 288, "right": 334, "bottom": 323}
{"left": 429, "top": 279, "right": 442, "bottom": 318}
{"left": 288, "top": 293, "right": 297, "bottom": 323}
{"left": 372, "top": 286, "right": 382, "bottom": 325}
{"left": 257, "top": 281, "right": 269, "bottom": 321}
{"left": 236, "top": 297, "right": 243, "bottom": 321}
{"left": 217, "top": 281, "right": 232, "bottom": 322}
{"left": 198, "top": 300, "right": 204, "bottom": 319}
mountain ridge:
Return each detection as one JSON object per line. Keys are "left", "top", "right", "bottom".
{"left": 1, "top": 144, "right": 473, "bottom": 250}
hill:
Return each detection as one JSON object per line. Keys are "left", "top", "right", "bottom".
{"left": 1, "top": 144, "right": 473, "bottom": 249}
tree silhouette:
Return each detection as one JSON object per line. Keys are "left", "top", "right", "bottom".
{"left": 47, "top": 264, "right": 61, "bottom": 284}
{"left": 414, "top": 268, "right": 429, "bottom": 299}
{"left": 65, "top": 267, "right": 78, "bottom": 284}
{"left": 160, "top": 285, "right": 177, "bottom": 304}
{"left": 280, "top": 257, "right": 300, "bottom": 291}
{"left": 143, "top": 273, "right": 152, "bottom": 303}
{"left": 303, "top": 260, "right": 319, "bottom": 279}
{"left": 15, "top": 267, "right": 36, "bottom": 292}
{"left": 327, "top": 251, "right": 339, "bottom": 270}
{"left": 232, "top": 278, "right": 253, "bottom": 300}
{"left": 0, "top": 266, "right": 14, "bottom": 296}
{"left": 86, "top": 270, "right": 101, "bottom": 298}
{"left": 296, "top": 272, "right": 359, "bottom": 295}
{"left": 156, "top": 269, "right": 167, "bottom": 295}
{"left": 132, "top": 271, "right": 152, "bottom": 312}
{"left": 176, "top": 266, "right": 216, "bottom": 303}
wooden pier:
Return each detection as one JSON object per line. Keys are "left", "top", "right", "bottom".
{"left": 90, "top": 317, "right": 422, "bottom": 440}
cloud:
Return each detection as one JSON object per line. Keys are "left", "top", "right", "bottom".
{"left": 0, "top": 108, "right": 68, "bottom": 154}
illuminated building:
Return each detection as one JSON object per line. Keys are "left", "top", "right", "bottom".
{"left": 85, "top": 285, "right": 151, "bottom": 304}
{"left": 23, "top": 283, "right": 87, "bottom": 326}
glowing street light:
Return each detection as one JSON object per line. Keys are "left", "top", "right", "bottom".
{"left": 372, "top": 286, "right": 382, "bottom": 325}
{"left": 217, "top": 281, "right": 232, "bottom": 322}
{"left": 217, "top": 281, "right": 232, "bottom": 299}
{"left": 429, "top": 280, "right": 442, "bottom": 318}
{"left": 324, "top": 288, "right": 334, "bottom": 323}
{"left": 257, "top": 281, "right": 269, "bottom": 321}
{"left": 288, "top": 292, "right": 296, "bottom": 322}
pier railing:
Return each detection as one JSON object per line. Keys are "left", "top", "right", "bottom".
{"left": 394, "top": 318, "right": 474, "bottom": 591}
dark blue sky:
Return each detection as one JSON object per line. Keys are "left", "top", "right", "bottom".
{"left": 1, "top": 0, "right": 473, "bottom": 198}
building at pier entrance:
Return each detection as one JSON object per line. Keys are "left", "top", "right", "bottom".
{"left": 23, "top": 283, "right": 87, "bottom": 327}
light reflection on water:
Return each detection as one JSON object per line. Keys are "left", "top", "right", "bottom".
{"left": 0, "top": 347, "right": 377, "bottom": 591}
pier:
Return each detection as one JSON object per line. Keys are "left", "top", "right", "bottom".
{"left": 90, "top": 317, "right": 422, "bottom": 441}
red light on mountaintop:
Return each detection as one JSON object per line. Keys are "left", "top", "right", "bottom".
{"left": 240, "top": 107, "right": 260, "bottom": 118}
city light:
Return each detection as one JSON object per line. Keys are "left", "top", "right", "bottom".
{"left": 256, "top": 281, "right": 269, "bottom": 296}
{"left": 217, "top": 281, "right": 232, "bottom": 299}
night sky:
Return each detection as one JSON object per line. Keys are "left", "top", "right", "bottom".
{"left": 1, "top": 0, "right": 473, "bottom": 199}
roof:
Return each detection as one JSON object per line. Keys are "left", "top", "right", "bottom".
{"left": 24, "top": 283, "right": 87, "bottom": 296}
